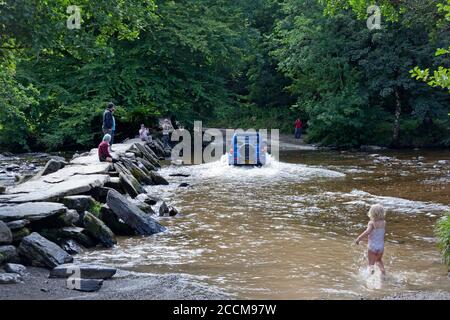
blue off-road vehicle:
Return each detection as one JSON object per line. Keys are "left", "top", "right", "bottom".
{"left": 228, "top": 132, "right": 267, "bottom": 166}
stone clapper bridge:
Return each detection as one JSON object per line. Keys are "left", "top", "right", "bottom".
{"left": 0, "top": 138, "right": 178, "bottom": 290}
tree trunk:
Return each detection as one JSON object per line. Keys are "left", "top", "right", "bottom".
{"left": 392, "top": 89, "right": 401, "bottom": 146}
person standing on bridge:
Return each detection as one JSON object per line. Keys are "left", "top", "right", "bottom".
{"left": 294, "top": 118, "right": 303, "bottom": 139}
{"left": 102, "top": 102, "right": 116, "bottom": 150}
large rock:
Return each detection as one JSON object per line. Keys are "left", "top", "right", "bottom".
{"left": 88, "top": 187, "right": 115, "bottom": 203}
{"left": 115, "top": 162, "right": 146, "bottom": 197}
{"left": 0, "top": 220, "right": 12, "bottom": 244}
{"left": 50, "top": 263, "right": 117, "bottom": 279}
{"left": 159, "top": 202, "right": 179, "bottom": 217}
{"left": 99, "top": 205, "right": 135, "bottom": 236}
{"left": 136, "top": 157, "right": 157, "bottom": 172}
{"left": 0, "top": 273, "right": 22, "bottom": 284}
{"left": 159, "top": 201, "right": 170, "bottom": 216}
{"left": 40, "top": 227, "right": 97, "bottom": 248}
{"left": 5, "top": 219, "right": 30, "bottom": 230}
{"left": 4, "top": 263, "right": 28, "bottom": 276}
{"left": 149, "top": 171, "right": 169, "bottom": 185}
{"left": 18, "top": 232, "right": 73, "bottom": 268}
{"left": 0, "top": 202, "right": 67, "bottom": 222}
{"left": 106, "top": 190, "right": 166, "bottom": 236}
{"left": 40, "top": 159, "right": 66, "bottom": 176}
{"left": 104, "top": 177, "right": 125, "bottom": 194}
{"left": 0, "top": 245, "right": 19, "bottom": 265}
{"left": 62, "top": 195, "right": 96, "bottom": 213}
{"left": 60, "top": 239, "right": 82, "bottom": 255}
{"left": 82, "top": 212, "right": 116, "bottom": 248}
{"left": 28, "top": 209, "right": 79, "bottom": 231}
{"left": 135, "top": 143, "right": 160, "bottom": 168}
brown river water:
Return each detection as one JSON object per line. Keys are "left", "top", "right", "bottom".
{"left": 78, "top": 149, "right": 450, "bottom": 299}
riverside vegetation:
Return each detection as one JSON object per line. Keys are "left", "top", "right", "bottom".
{"left": 0, "top": 0, "right": 449, "bottom": 152}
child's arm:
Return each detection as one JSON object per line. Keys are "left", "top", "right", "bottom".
{"left": 355, "top": 222, "right": 374, "bottom": 245}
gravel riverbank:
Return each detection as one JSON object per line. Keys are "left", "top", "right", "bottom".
{"left": 0, "top": 266, "right": 231, "bottom": 300}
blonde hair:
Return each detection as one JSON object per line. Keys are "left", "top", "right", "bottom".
{"left": 368, "top": 204, "right": 386, "bottom": 221}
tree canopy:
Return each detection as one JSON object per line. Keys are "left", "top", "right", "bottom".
{"left": 1, "top": 0, "right": 449, "bottom": 151}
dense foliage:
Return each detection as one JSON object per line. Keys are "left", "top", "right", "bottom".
{"left": 436, "top": 213, "right": 450, "bottom": 266}
{"left": 0, "top": 0, "right": 449, "bottom": 151}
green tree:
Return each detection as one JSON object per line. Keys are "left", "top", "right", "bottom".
{"left": 410, "top": 1, "right": 450, "bottom": 93}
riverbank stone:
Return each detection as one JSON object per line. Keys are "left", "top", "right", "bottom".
{"left": 40, "top": 226, "right": 96, "bottom": 248}
{"left": 5, "top": 219, "right": 30, "bottom": 230}
{"left": 50, "top": 264, "right": 117, "bottom": 279}
{"left": 106, "top": 189, "right": 166, "bottom": 235}
{"left": 61, "top": 239, "right": 83, "bottom": 255}
{"left": 0, "top": 245, "right": 19, "bottom": 265}
{"left": 0, "top": 202, "right": 67, "bottom": 222}
{"left": 0, "top": 220, "right": 12, "bottom": 244}
{"left": 99, "top": 205, "right": 135, "bottom": 236}
{"left": 149, "top": 171, "right": 169, "bottom": 185}
{"left": 82, "top": 212, "right": 116, "bottom": 248}
{"left": 4, "top": 263, "right": 27, "bottom": 276}
{"left": 0, "top": 273, "right": 22, "bottom": 284}
{"left": 18, "top": 232, "right": 73, "bottom": 268}
{"left": 40, "top": 159, "right": 66, "bottom": 176}
{"left": 62, "top": 196, "right": 96, "bottom": 213}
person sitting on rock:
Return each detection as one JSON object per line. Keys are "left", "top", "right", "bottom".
{"left": 139, "top": 124, "right": 152, "bottom": 142}
{"left": 98, "top": 134, "right": 116, "bottom": 163}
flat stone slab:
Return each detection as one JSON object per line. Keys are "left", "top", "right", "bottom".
{"left": 5, "top": 219, "right": 30, "bottom": 230}
{"left": 50, "top": 264, "right": 117, "bottom": 279}
{"left": 0, "top": 202, "right": 67, "bottom": 222}
{"left": 0, "top": 174, "right": 110, "bottom": 203}
{"left": 70, "top": 139, "right": 144, "bottom": 165}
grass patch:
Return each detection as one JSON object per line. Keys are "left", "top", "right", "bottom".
{"left": 436, "top": 212, "right": 450, "bottom": 266}
{"left": 90, "top": 200, "right": 103, "bottom": 218}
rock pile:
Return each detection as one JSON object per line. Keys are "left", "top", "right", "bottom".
{"left": 0, "top": 138, "right": 179, "bottom": 292}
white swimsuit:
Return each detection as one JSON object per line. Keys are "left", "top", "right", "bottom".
{"left": 368, "top": 227, "right": 385, "bottom": 253}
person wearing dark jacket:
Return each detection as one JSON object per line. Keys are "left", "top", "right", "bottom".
{"left": 102, "top": 102, "right": 116, "bottom": 149}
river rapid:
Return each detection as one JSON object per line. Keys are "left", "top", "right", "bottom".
{"left": 75, "top": 148, "right": 450, "bottom": 299}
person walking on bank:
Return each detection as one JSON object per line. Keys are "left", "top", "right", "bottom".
{"left": 294, "top": 118, "right": 303, "bottom": 139}
{"left": 102, "top": 102, "right": 116, "bottom": 150}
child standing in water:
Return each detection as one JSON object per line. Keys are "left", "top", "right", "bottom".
{"left": 355, "top": 204, "right": 386, "bottom": 275}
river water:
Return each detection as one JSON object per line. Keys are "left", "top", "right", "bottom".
{"left": 78, "top": 149, "right": 450, "bottom": 299}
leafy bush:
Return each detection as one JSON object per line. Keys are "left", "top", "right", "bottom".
{"left": 436, "top": 213, "right": 450, "bottom": 266}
